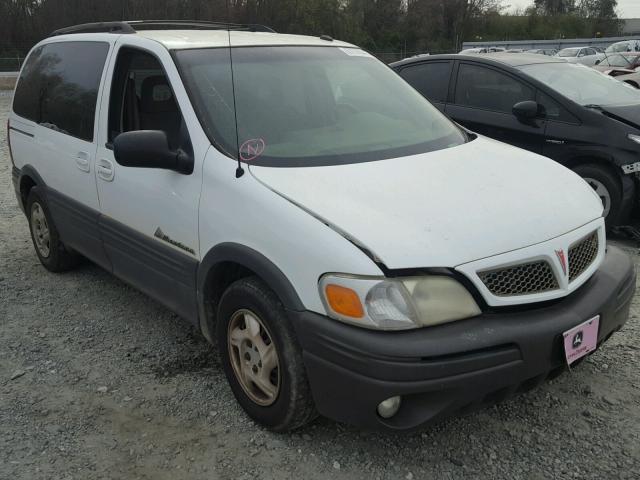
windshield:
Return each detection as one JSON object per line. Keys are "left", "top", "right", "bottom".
{"left": 558, "top": 49, "right": 579, "bottom": 57}
{"left": 175, "top": 46, "right": 465, "bottom": 167}
{"left": 520, "top": 62, "right": 640, "bottom": 107}
{"left": 604, "top": 54, "right": 631, "bottom": 67}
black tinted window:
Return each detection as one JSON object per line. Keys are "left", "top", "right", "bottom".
{"left": 399, "top": 62, "right": 452, "bottom": 102}
{"left": 454, "top": 64, "right": 534, "bottom": 113}
{"left": 13, "top": 41, "right": 109, "bottom": 141}
{"left": 12, "top": 46, "right": 45, "bottom": 122}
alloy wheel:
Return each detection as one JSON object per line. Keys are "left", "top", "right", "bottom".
{"left": 583, "top": 177, "right": 611, "bottom": 219}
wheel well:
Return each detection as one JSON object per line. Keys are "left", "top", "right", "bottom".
{"left": 19, "top": 175, "right": 37, "bottom": 207}
{"left": 624, "top": 80, "right": 639, "bottom": 89}
{"left": 564, "top": 157, "right": 622, "bottom": 185}
{"left": 201, "top": 261, "right": 256, "bottom": 330}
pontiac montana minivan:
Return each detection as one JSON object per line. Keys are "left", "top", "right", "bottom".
{"left": 8, "top": 21, "right": 636, "bottom": 431}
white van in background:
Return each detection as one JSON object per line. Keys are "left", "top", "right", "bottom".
{"left": 606, "top": 39, "right": 640, "bottom": 53}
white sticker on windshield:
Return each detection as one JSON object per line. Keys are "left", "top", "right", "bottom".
{"left": 339, "top": 48, "right": 374, "bottom": 58}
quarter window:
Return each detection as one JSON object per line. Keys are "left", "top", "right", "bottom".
{"left": 454, "top": 64, "right": 534, "bottom": 113}
{"left": 13, "top": 41, "right": 109, "bottom": 141}
{"left": 399, "top": 62, "right": 452, "bottom": 103}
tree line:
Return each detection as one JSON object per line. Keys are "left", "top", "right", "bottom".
{"left": 0, "top": 0, "right": 622, "bottom": 60}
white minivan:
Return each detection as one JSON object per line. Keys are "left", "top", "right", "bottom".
{"left": 9, "top": 21, "right": 636, "bottom": 432}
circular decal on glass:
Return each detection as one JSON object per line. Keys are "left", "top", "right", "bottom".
{"left": 239, "top": 138, "right": 266, "bottom": 162}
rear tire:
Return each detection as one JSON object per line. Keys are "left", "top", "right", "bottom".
{"left": 216, "top": 276, "right": 317, "bottom": 432}
{"left": 26, "top": 187, "right": 80, "bottom": 272}
{"left": 573, "top": 164, "right": 623, "bottom": 228}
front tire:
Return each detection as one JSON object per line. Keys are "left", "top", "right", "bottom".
{"left": 26, "top": 187, "right": 80, "bottom": 272}
{"left": 216, "top": 276, "right": 317, "bottom": 431}
{"left": 573, "top": 164, "right": 623, "bottom": 228}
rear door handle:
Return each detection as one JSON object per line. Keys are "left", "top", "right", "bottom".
{"left": 96, "top": 158, "right": 115, "bottom": 182}
{"left": 75, "top": 151, "right": 90, "bottom": 172}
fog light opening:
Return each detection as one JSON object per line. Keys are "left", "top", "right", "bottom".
{"left": 377, "top": 396, "right": 402, "bottom": 419}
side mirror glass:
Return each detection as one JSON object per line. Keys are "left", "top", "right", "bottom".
{"left": 113, "top": 130, "right": 193, "bottom": 174}
{"left": 513, "top": 100, "right": 542, "bottom": 120}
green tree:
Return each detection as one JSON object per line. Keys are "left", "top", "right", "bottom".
{"left": 533, "top": 0, "right": 576, "bottom": 15}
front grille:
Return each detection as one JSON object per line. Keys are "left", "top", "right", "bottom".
{"left": 568, "top": 232, "right": 599, "bottom": 282}
{"left": 479, "top": 261, "right": 559, "bottom": 297}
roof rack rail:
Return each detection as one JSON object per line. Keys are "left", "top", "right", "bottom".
{"left": 51, "top": 20, "right": 275, "bottom": 37}
{"left": 51, "top": 22, "right": 136, "bottom": 36}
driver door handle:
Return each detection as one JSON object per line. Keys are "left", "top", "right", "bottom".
{"left": 96, "top": 158, "right": 115, "bottom": 182}
{"left": 75, "top": 151, "right": 90, "bottom": 172}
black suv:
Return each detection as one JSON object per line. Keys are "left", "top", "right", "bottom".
{"left": 391, "top": 53, "right": 640, "bottom": 226}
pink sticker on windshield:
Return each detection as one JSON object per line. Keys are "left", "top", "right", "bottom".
{"left": 240, "top": 138, "right": 265, "bottom": 161}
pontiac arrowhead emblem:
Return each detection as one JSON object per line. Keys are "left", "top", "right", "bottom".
{"left": 556, "top": 249, "right": 567, "bottom": 276}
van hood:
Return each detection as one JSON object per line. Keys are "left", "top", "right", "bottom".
{"left": 249, "top": 136, "right": 603, "bottom": 269}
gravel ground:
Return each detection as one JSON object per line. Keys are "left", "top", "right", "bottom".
{"left": 1, "top": 92, "right": 639, "bottom": 480}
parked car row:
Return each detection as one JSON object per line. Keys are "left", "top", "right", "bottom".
{"left": 591, "top": 52, "right": 640, "bottom": 89}
{"left": 556, "top": 47, "right": 605, "bottom": 66}
{"left": 526, "top": 48, "right": 558, "bottom": 56}
{"left": 392, "top": 52, "right": 640, "bottom": 226}
{"left": 462, "top": 39, "right": 640, "bottom": 57}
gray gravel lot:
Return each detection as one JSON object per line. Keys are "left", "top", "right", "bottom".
{"left": 1, "top": 92, "right": 639, "bottom": 480}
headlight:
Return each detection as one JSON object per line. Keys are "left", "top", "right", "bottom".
{"left": 319, "top": 274, "right": 481, "bottom": 330}
{"left": 628, "top": 134, "right": 640, "bottom": 145}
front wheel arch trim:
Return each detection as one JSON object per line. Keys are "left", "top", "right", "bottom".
{"left": 197, "top": 243, "right": 305, "bottom": 342}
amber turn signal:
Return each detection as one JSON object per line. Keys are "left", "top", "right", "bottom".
{"left": 324, "top": 284, "right": 365, "bottom": 318}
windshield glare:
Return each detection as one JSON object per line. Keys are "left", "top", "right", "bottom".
{"left": 520, "top": 62, "right": 640, "bottom": 107}
{"left": 175, "top": 46, "right": 465, "bottom": 166}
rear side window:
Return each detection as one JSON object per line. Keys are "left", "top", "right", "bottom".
{"left": 399, "top": 62, "right": 452, "bottom": 103}
{"left": 454, "top": 63, "right": 534, "bottom": 113}
{"left": 13, "top": 41, "right": 109, "bottom": 141}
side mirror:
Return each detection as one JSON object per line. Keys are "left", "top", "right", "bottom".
{"left": 595, "top": 59, "right": 601, "bottom": 65}
{"left": 513, "top": 100, "right": 542, "bottom": 120}
{"left": 113, "top": 130, "right": 193, "bottom": 174}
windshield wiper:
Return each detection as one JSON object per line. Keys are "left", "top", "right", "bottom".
{"left": 584, "top": 104, "right": 604, "bottom": 111}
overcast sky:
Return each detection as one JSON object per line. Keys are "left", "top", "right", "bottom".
{"left": 505, "top": 0, "right": 640, "bottom": 18}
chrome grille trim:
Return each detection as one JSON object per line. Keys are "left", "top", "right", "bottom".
{"left": 568, "top": 231, "right": 599, "bottom": 282}
{"left": 478, "top": 260, "right": 559, "bottom": 297}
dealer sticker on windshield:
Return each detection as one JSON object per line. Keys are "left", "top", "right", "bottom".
{"left": 563, "top": 316, "right": 600, "bottom": 365}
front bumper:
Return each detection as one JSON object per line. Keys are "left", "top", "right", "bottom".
{"left": 291, "top": 246, "right": 636, "bottom": 431}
